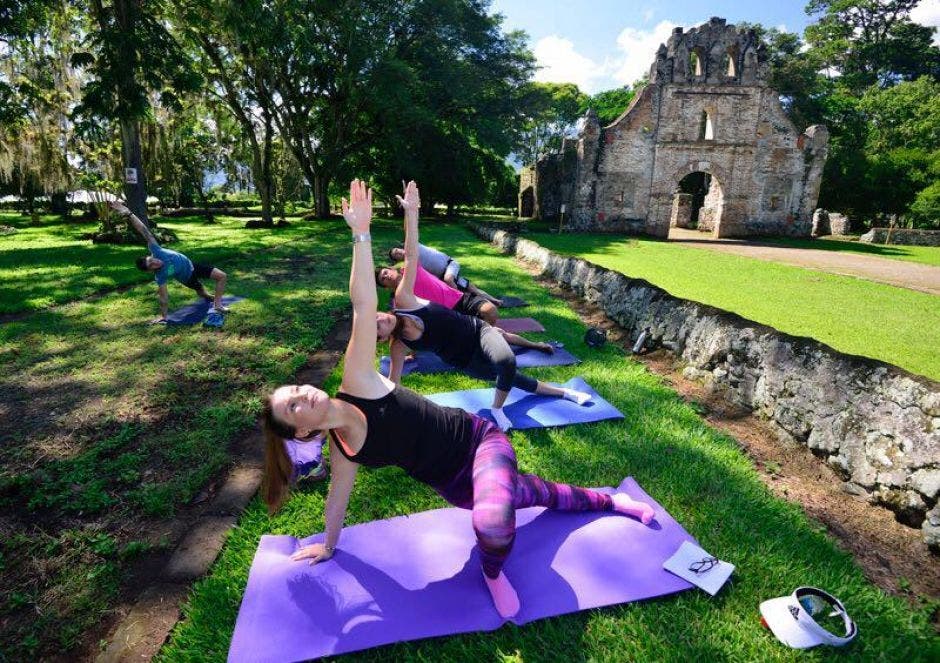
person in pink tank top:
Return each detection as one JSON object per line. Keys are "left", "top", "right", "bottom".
{"left": 377, "top": 263, "right": 499, "bottom": 325}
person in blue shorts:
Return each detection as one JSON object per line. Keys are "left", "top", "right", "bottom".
{"left": 111, "top": 201, "right": 228, "bottom": 323}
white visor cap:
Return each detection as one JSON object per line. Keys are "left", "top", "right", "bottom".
{"left": 759, "top": 587, "right": 857, "bottom": 649}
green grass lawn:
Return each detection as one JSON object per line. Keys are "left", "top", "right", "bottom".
{"left": 0, "top": 217, "right": 354, "bottom": 659}
{"left": 760, "top": 235, "right": 940, "bottom": 267}
{"left": 158, "top": 223, "right": 938, "bottom": 663}
{"left": 518, "top": 230, "right": 940, "bottom": 382}
{"left": 0, "top": 212, "right": 312, "bottom": 314}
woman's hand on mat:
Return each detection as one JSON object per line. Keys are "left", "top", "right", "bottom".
{"left": 290, "top": 543, "right": 334, "bottom": 564}
{"left": 395, "top": 180, "right": 420, "bottom": 218}
{"left": 341, "top": 178, "right": 372, "bottom": 232}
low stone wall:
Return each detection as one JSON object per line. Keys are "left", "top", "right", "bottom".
{"left": 860, "top": 228, "right": 940, "bottom": 247}
{"left": 472, "top": 224, "right": 940, "bottom": 547}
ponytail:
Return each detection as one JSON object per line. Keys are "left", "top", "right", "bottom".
{"left": 261, "top": 398, "right": 296, "bottom": 514}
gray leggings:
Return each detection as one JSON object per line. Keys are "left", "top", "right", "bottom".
{"left": 464, "top": 325, "right": 538, "bottom": 393}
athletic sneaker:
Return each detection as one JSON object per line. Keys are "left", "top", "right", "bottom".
{"left": 296, "top": 460, "right": 328, "bottom": 483}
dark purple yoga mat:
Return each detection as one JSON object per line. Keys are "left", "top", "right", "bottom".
{"left": 164, "top": 295, "right": 245, "bottom": 325}
{"left": 498, "top": 296, "right": 528, "bottom": 308}
{"left": 496, "top": 317, "right": 545, "bottom": 333}
{"left": 378, "top": 342, "right": 579, "bottom": 377}
{"left": 228, "top": 477, "right": 695, "bottom": 662}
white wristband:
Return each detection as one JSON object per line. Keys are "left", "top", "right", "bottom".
{"left": 352, "top": 232, "right": 371, "bottom": 244}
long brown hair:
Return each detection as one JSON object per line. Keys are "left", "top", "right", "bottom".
{"left": 391, "top": 313, "right": 406, "bottom": 340}
{"left": 261, "top": 398, "right": 294, "bottom": 514}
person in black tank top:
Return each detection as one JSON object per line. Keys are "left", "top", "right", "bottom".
{"left": 260, "top": 179, "right": 655, "bottom": 620}
{"left": 378, "top": 225, "right": 594, "bottom": 432}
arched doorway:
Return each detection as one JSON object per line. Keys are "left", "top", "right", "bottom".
{"left": 519, "top": 186, "right": 534, "bottom": 218}
{"left": 668, "top": 168, "right": 725, "bottom": 237}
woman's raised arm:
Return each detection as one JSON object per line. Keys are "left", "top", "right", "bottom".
{"left": 393, "top": 181, "right": 421, "bottom": 309}
{"left": 340, "top": 179, "right": 380, "bottom": 383}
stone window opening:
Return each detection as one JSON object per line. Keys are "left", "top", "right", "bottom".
{"left": 689, "top": 49, "right": 704, "bottom": 77}
{"left": 723, "top": 48, "right": 737, "bottom": 77}
{"left": 698, "top": 110, "right": 715, "bottom": 140}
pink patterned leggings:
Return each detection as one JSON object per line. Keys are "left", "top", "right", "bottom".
{"left": 434, "top": 416, "right": 613, "bottom": 578}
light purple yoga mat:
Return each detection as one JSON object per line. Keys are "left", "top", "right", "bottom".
{"left": 378, "top": 342, "right": 579, "bottom": 377}
{"left": 428, "top": 376, "right": 623, "bottom": 430}
{"left": 228, "top": 477, "right": 696, "bottom": 662}
{"left": 496, "top": 317, "right": 545, "bottom": 333}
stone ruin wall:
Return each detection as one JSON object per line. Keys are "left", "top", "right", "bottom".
{"left": 472, "top": 223, "right": 940, "bottom": 548}
{"left": 522, "top": 18, "right": 829, "bottom": 239}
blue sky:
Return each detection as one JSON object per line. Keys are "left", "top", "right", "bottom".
{"left": 490, "top": 0, "right": 940, "bottom": 93}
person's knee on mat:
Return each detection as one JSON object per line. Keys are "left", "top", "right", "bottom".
{"left": 479, "top": 302, "right": 498, "bottom": 325}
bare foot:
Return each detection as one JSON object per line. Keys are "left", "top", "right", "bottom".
{"left": 491, "top": 407, "right": 513, "bottom": 431}
{"left": 483, "top": 570, "right": 520, "bottom": 618}
{"left": 562, "top": 388, "right": 592, "bottom": 405}
{"left": 536, "top": 342, "right": 555, "bottom": 354}
{"left": 611, "top": 493, "right": 655, "bottom": 524}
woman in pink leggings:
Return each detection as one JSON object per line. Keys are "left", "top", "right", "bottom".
{"left": 261, "top": 179, "right": 654, "bottom": 618}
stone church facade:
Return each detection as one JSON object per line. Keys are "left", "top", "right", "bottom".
{"left": 518, "top": 18, "right": 829, "bottom": 238}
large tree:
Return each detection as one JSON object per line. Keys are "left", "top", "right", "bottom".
{"left": 74, "top": 0, "right": 200, "bottom": 224}
{"left": 0, "top": 3, "right": 81, "bottom": 216}
{"left": 178, "top": 0, "right": 533, "bottom": 217}
{"left": 805, "top": 0, "right": 940, "bottom": 92}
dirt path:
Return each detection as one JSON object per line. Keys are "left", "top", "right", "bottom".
{"left": 667, "top": 228, "right": 940, "bottom": 295}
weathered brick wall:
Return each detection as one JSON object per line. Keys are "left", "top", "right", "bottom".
{"left": 473, "top": 223, "right": 940, "bottom": 548}
{"left": 522, "top": 18, "right": 829, "bottom": 240}
{"left": 860, "top": 228, "right": 940, "bottom": 247}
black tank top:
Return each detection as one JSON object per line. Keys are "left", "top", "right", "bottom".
{"left": 396, "top": 301, "right": 483, "bottom": 367}
{"left": 331, "top": 384, "right": 476, "bottom": 486}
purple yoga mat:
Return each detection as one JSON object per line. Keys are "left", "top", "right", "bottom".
{"left": 496, "top": 318, "right": 545, "bottom": 333}
{"left": 228, "top": 477, "right": 695, "bottom": 662}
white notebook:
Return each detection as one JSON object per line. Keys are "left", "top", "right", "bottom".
{"left": 663, "top": 541, "right": 734, "bottom": 596}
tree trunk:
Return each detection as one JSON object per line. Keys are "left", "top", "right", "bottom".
{"left": 256, "top": 112, "right": 275, "bottom": 225}
{"left": 50, "top": 192, "right": 69, "bottom": 217}
{"left": 196, "top": 179, "right": 214, "bottom": 223}
{"left": 120, "top": 117, "right": 150, "bottom": 225}
{"left": 314, "top": 173, "right": 331, "bottom": 218}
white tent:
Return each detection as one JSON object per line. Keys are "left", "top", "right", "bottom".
{"left": 68, "top": 190, "right": 119, "bottom": 204}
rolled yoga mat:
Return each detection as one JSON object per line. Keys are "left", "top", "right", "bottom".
{"left": 495, "top": 317, "right": 545, "bottom": 333}
{"left": 228, "top": 477, "right": 696, "bottom": 662}
{"left": 427, "top": 376, "right": 622, "bottom": 430}
{"left": 164, "top": 295, "right": 245, "bottom": 325}
{"left": 498, "top": 295, "right": 528, "bottom": 308}
{"left": 378, "top": 342, "right": 579, "bottom": 377}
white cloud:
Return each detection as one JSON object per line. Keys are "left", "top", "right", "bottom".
{"left": 643, "top": 8, "right": 655, "bottom": 23}
{"left": 532, "top": 35, "right": 611, "bottom": 93}
{"left": 612, "top": 20, "right": 683, "bottom": 87}
{"left": 910, "top": 0, "right": 940, "bottom": 44}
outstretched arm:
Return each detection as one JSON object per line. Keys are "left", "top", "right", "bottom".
{"left": 111, "top": 201, "right": 156, "bottom": 245}
{"left": 393, "top": 181, "right": 421, "bottom": 310}
{"left": 388, "top": 336, "right": 408, "bottom": 383}
{"left": 156, "top": 284, "right": 169, "bottom": 321}
{"left": 339, "top": 179, "right": 387, "bottom": 396}
{"left": 290, "top": 437, "right": 359, "bottom": 564}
